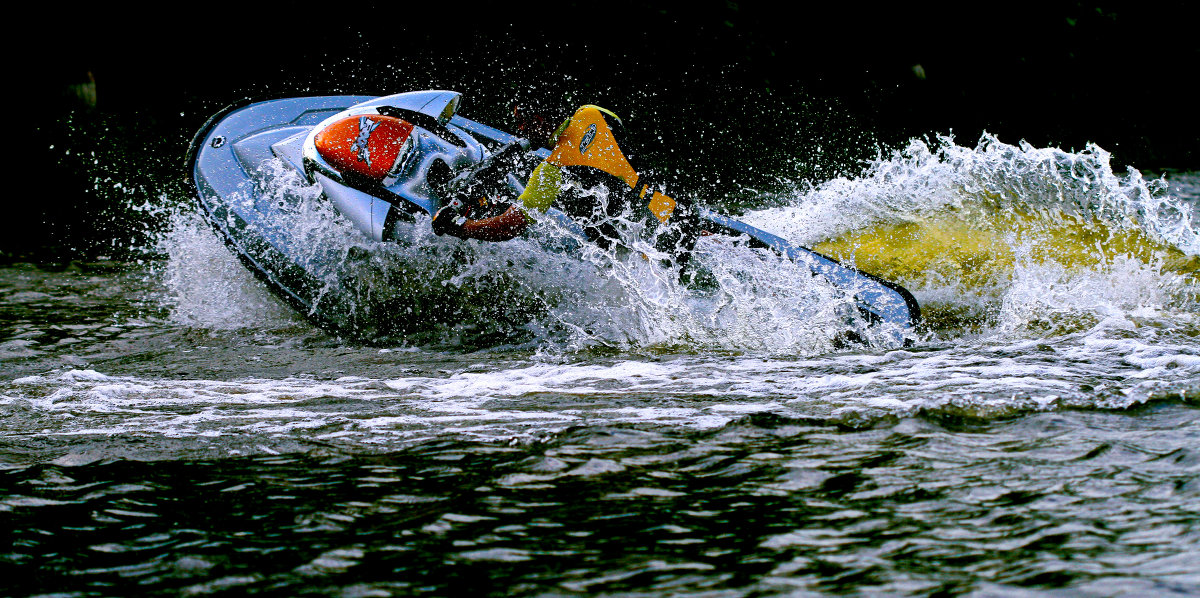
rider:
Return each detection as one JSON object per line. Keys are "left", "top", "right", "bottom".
{"left": 431, "top": 101, "right": 701, "bottom": 267}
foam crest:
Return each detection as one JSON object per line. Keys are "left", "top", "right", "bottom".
{"left": 997, "top": 240, "right": 1195, "bottom": 337}
{"left": 750, "top": 134, "right": 1196, "bottom": 255}
{"left": 732, "top": 134, "right": 1199, "bottom": 340}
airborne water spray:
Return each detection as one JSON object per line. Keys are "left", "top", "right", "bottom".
{"left": 740, "top": 133, "right": 1199, "bottom": 339}
{"left": 163, "top": 124, "right": 1198, "bottom": 353}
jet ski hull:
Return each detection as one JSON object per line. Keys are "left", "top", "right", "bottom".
{"left": 187, "top": 96, "right": 377, "bottom": 329}
{"left": 186, "top": 91, "right": 920, "bottom": 343}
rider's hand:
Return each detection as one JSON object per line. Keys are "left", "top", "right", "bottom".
{"left": 432, "top": 195, "right": 505, "bottom": 237}
{"left": 432, "top": 197, "right": 469, "bottom": 237}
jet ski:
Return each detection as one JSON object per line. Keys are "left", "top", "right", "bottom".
{"left": 186, "top": 90, "right": 920, "bottom": 343}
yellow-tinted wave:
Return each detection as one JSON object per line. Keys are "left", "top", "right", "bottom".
{"left": 809, "top": 208, "right": 1198, "bottom": 336}
{"left": 812, "top": 211, "right": 1199, "bottom": 289}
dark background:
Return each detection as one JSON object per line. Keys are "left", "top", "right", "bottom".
{"left": 14, "top": 0, "right": 1197, "bottom": 261}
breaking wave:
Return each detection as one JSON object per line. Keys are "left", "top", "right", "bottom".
{"left": 744, "top": 134, "right": 1198, "bottom": 339}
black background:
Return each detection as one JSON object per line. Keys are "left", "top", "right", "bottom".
{"left": 15, "top": 0, "right": 1198, "bottom": 261}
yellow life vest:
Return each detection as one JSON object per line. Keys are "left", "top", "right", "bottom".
{"left": 518, "top": 105, "right": 678, "bottom": 223}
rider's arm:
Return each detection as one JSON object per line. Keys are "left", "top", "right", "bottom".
{"left": 431, "top": 140, "right": 551, "bottom": 242}
{"left": 432, "top": 196, "right": 529, "bottom": 242}
{"left": 455, "top": 202, "right": 529, "bottom": 241}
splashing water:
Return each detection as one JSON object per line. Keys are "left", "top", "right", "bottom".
{"left": 159, "top": 212, "right": 300, "bottom": 330}
{"left": 730, "top": 134, "right": 1199, "bottom": 339}
{"left": 160, "top": 134, "right": 1198, "bottom": 355}
{"left": 162, "top": 157, "right": 882, "bottom": 354}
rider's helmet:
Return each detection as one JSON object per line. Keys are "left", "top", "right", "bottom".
{"left": 314, "top": 114, "right": 415, "bottom": 183}
{"left": 511, "top": 88, "right": 573, "bottom": 150}
{"left": 510, "top": 104, "right": 554, "bottom": 150}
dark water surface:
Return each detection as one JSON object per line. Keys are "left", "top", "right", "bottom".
{"left": 5, "top": 405, "right": 1198, "bottom": 596}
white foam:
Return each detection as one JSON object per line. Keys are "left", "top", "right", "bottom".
{"left": 759, "top": 136, "right": 1192, "bottom": 243}
{"left": 158, "top": 211, "right": 298, "bottom": 330}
